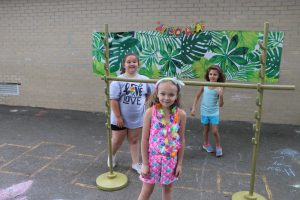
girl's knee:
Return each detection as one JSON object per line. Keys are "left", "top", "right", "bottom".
{"left": 162, "top": 184, "right": 173, "bottom": 193}
{"left": 128, "top": 138, "right": 139, "bottom": 145}
{"left": 128, "top": 134, "right": 139, "bottom": 145}
{"left": 140, "top": 183, "right": 155, "bottom": 198}
{"left": 212, "top": 131, "right": 220, "bottom": 137}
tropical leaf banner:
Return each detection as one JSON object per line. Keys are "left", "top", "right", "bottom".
{"left": 92, "top": 30, "right": 284, "bottom": 82}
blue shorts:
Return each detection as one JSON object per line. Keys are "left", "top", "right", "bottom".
{"left": 201, "top": 115, "right": 219, "bottom": 125}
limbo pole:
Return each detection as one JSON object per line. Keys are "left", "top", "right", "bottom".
{"left": 232, "top": 22, "right": 269, "bottom": 200}
{"left": 96, "top": 24, "right": 128, "bottom": 191}
{"left": 98, "top": 22, "right": 295, "bottom": 194}
{"left": 106, "top": 77, "right": 295, "bottom": 91}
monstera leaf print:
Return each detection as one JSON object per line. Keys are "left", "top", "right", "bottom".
{"left": 160, "top": 63, "right": 195, "bottom": 78}
{"left": 135, "top": 31, "right": 180, "bottom": 51}
{"left": 266, "top": 47, "right": 282, "bottom": 79}
{"left": 210, "top": 35, "right": 248, "bottom": 77}
{"left": 264, "top": 32, "right": 284, "bottom": 48}
{"left": 135, "top": 31, "right": 180, "bottom": 69}
{"left": 264, "top": 32, "right": 283, "bottom": 79}
{"left": 256, "top": 32, "right": 284, "bottom": 79}
{"left": 234, "top": 62, "right": 260, "bottom": 82}
{"left": 228, "top": 31, "right": 259, "bottom": 52}
{"left": 176, "top": 64, "right": 196, "bottom": 78}
{"left": 92, "top": 30, "right": 283, "bottom": 81}
{"left": 205, "top": 31, "right": 225, "bottom": 50}
{"left": 93, "top": 32, "right": 117, "bottom": 75}
{"left": 138, "top": 45, "right": 160, "bottom": 77}
{"left": 92, "top": 32, "right": 105, "bottom": 63}
{"left": 109, "top": 32, "right": 141, "bottom": 73}
{"left": 139, "top": 46, "right": 160, "bottom": 69}
{"left": 158, "top": 44, "right": 183, "bottom": 77}
{"left": 180, "top": 31, "right": 212, "bottom": 64}
{"left": 139, "top": 64, "right": 160, "bottom": 78}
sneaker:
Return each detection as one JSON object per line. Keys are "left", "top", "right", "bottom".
{"left": 107, "top": 154, "right": 116, "bottom": 168}
{"left": 202, "top": 145, "right": 214, "bottom": 153}
{"left": 216, "top": 148, "right": 223, "bottom": 157}
{"left": 132, "top": 163, "right": 142, "bottom": 174}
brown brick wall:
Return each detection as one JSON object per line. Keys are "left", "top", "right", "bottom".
{"left": 0, "top": 0, "right": 299, "bottom": 125}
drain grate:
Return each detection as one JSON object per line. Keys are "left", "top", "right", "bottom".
{"left": 0, "top": 83, "right": 20, "bottom": 95}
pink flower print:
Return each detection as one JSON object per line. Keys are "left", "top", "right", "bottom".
{"left": 185, "top": 26, "right": 192, "bottom": 35}
{"left": 168, "top": 28, "right": 174, "bottom": 35}
{"left": 175, "top": 27, "right": 182, "bottom": 36}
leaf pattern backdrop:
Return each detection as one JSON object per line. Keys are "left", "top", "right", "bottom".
{"left": 92, "top": 30, "right": 284, "bottom": 82}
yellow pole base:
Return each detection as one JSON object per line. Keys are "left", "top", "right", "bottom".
{"left": 232, "top": 191, "right": 266, "bottom": 200}
{"left": 96, "top": 171, "right": 128, "bottom": 191}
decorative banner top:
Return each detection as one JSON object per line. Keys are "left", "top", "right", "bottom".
{"left": 155, "top": 21, "right": 205, "bottom": 36}
{"left": 92, "top": 29, "right": 284, "bottom": 83}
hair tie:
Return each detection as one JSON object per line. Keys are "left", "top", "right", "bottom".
{"left": 155, "top": 77, "right": 185, "bottom": 89}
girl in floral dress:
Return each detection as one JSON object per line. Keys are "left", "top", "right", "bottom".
{"left": 137, "top": 78, "right": 187, "bottom": 200}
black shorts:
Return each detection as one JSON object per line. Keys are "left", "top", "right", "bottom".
{"left": 111, "top": 124, "right": 127, "bottom": 131}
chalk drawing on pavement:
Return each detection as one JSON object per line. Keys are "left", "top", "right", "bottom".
{"left": 267, "top": 148, "right": 299, "bottom": 177}
{"left": 0, "top": 180, "right": 33, "bottom": 200}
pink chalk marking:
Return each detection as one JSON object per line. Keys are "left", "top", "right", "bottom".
{"left": 34, "top": 110, "right": 48, "bottom": 117}
{"left": 0, "top": 180, "right": 33, "bottom": 200}
{"left": 16, "top": 197, "right": 27, "bottom": 200}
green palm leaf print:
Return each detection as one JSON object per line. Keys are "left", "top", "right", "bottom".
{"left": 109, "top": 32, "right": 141, "bottom": 73}
{"left": 92, "top": 30, "right": 284, "bottom": 82}
{"left": 210, "top": 35, "right": 248, "bottom": 77}
{"left": 180, "top": 31, "right": 212, "bottom": 64}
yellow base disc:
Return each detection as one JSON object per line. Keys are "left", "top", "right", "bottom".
{"left": 96, "top": 171, "right": 128, "bottom": 191}
{"left": 232, "top": 191, "right": 266, "bottom": 200}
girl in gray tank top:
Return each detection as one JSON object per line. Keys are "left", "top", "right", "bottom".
{"left": 190, "top": 65, "right": 226, "bottom": 157}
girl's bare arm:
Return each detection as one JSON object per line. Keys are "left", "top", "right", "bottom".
{"left": 175, "top": 109, "right": 187, "bottom": 177}
{"left": 191, "top": 86, "right": 204, "bottom": 116}
{"left": 111, "top": 99, "right": 123, "bottom": 127}
{"left": 140, "top": 108, "right": 152, "bottom": 176}
{"left": 218, "top": 87, "right": 224, "bottom": 107}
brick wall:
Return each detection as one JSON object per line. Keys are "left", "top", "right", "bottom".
{"left": 0, "top": 0, "right": 299, "bottom": 125}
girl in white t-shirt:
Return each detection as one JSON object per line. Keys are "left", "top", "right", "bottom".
{"left": 109, "top": 53, "right": 153, "bottom": 173}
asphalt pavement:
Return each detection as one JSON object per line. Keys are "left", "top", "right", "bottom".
{"left": 0, "top": 105, "right": 299, "bottom": 200}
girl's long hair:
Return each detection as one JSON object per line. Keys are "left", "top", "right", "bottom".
{"left": 120, "top": 53, "right": 140, "bottom": 74}
{"left": 204, "top": 65, "right": 226, "bottom": 82}
{"left": 148, "top": 80, "right": 182, "bottom": 109}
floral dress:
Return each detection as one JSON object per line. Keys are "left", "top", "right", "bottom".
{"left": 140, "top": 104, "right": 181, "bottom": 185}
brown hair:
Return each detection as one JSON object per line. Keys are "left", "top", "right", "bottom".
{"left": 204, "top": 65, "right": 226, "bottom": 82}
{"left": 148, "top": 79, "right": 182, "bottom": 109}
{"left": 120, "top": 53, "right": 140, "bottom": 74}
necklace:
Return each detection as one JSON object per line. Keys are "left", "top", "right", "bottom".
{"left": 156, "top": 103, "right": 178, "bottom": 126}
{"left": 155, "top": 103, "right": 180, "bottom": 157}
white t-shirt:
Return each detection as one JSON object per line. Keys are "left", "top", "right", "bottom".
{"left": 110, "top": 74, "right": 153, "bottom": 128}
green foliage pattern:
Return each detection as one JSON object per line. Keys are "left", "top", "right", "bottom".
{"left": 92, "top": 30, "right": 284, "bottom": 82}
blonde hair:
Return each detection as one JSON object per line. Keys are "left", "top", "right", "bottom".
{"left": 149, "top": 79, "right": 182, "bottom": 108}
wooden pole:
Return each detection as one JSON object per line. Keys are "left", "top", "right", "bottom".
{"left": 96, "top": 24, "right": 128, "bottom": 191}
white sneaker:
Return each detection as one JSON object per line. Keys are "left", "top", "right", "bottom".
{"left": 107, "top": 154, "right": 116, "bottom": 168}
{"left": 132, "top": 163, "right": 142, "bottom": 174}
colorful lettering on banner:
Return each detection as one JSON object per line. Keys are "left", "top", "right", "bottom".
{"left": 155, "top": 21, "right": 205, "bottom": 36}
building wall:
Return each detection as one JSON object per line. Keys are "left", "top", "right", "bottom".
{"left": 0, "top": 0, "right": 299, "bottom": 125}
